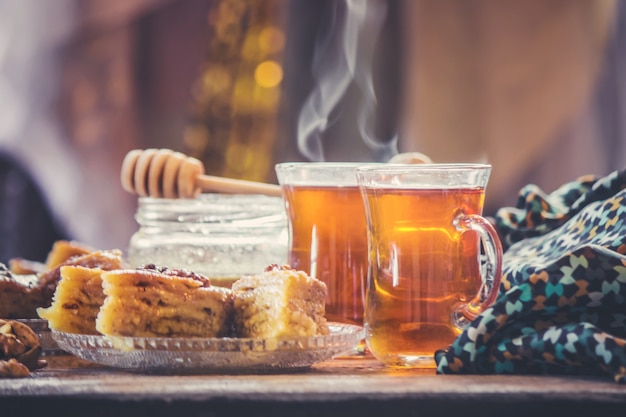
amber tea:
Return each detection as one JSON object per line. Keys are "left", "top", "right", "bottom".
{"left": 280, "top": 185, "right": 367, "bottom": 324}
{"left": 275, "top": 163, "right": 382, "bottom": 326}
{"left": 356, "top": 164, "right": 502, "bottom": 368}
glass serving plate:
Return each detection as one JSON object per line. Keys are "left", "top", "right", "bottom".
{"left": 51, "top": 322, "right": 364, "bottom": 373}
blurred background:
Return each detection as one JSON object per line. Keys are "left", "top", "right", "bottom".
{"left": 0, "top": 0, "right": 624, "bottom": 262}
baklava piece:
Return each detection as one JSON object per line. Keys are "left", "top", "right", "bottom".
{"left": 8, "top": 240, "right": 92, "bottom": 275}
{"left": 0, "top": 265, "right": 45, "bottom": 319}
{"left": 37, "top": 265, "right": 107, "bottom": 335}
{"left": 231, "top": 265, "right": 329, "bottom": 338}
{"left": 0, "top": 241, "right": 105, "bottom": 319}
{"left": 43, "top": 240, "right": 94, "bottom": 270}
{"left": 96, "top": 265, "right": 234, "bottom": 338}
{"left": 37, "top": 249, "right": 125, "bottom": 310}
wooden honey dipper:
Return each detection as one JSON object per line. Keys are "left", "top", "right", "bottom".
{"left": 121, "top": 148, "right": 282, "bottom": 198}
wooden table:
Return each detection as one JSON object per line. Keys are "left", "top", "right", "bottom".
{"left": 1, "top": 355, "right": 625, "bottom": 417}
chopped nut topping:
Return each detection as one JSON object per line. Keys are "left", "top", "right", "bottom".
{"left": 138, "top": 264, "right": 211, "bottom": 287}
{"left": 264, "top": 264, "right": 295, "bottom": 272}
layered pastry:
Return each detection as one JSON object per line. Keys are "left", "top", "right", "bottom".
{"left": 95, "top": 265, "right": 234, "bottom": 338}
{"left": 0, "top": 247, "right": 124, "bottom": 319}
{"left": 42, "top": 240, "right": 94, "bottom": 270}
{"left": 37, "top": 249, "right": 124, "bottom": 306}
{"left": 0, "top": 266, "right": 45, "bottom": 319}
{"left": 9, "top": 240, "right": 92, "bottom": 275}
{"left": 231, "top": 264, "right": 329, "bottom": 338}
{"left": 37, "top": 266, "right": 107, "bottom": 335}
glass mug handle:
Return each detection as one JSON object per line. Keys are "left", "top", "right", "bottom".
{"left": 453, "top": 213, "right": 503, "bottom": 321}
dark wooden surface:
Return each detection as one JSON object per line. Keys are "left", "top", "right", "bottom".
{"left": 1, "top": 355, "right": 625, "bottom": 417}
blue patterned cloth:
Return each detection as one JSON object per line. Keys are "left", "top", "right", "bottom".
{"left": 435, "top": 169, "right": 626, "bottom": 382}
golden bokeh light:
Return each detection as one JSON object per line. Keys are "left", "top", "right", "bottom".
{"left": 254, "top": 60, "right": 283, "bottom": 88}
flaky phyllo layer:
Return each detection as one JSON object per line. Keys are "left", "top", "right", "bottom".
{"left": 232, "top": 265, "right": 329, "bottom": 338}
{"left": 96, "top": 268, "right": 234, "bottom": 338}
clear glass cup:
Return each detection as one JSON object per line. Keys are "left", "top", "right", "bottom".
{"left": 275, "top": 162, "right": 382, "bottom": 326}
{"left": 356, "top": 164, "right": 503, "bottom": 368}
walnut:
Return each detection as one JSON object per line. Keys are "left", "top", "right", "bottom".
{"left": 0, "top": 319, "right": 46, "bottom": 378}
{"left": 0, "top": 358, "right": 30, "bottom": 378}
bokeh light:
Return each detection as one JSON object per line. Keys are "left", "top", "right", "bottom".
{"left": 254, "top": 60, "right": 283, "bottom": 88}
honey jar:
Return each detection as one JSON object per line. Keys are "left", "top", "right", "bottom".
{"left": 128, "top": 194, "right": 288, "bottom": 288}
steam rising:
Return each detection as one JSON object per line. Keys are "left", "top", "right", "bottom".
{"left": 297, "top": 0, "right": 397, "bottom": 162}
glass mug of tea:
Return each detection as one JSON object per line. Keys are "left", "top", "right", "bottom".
{"left": 275, "top": 162, "right": 380, "bottom": 326}
{"left": 355, "top": 164, "right": 503, "bottom": 368}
